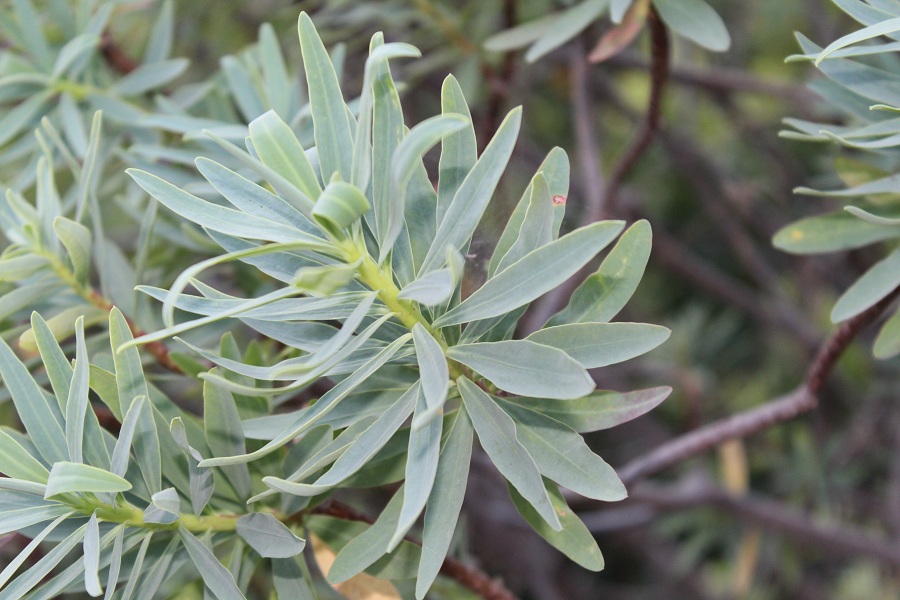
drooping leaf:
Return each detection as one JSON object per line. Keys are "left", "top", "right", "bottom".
{"left": 526, "top": 322, "right": 670, "bottom": 368}
{"left": 44, "top": 462, "right": 132, "bottom": 497}
{"left": 236, "top": 513, "right": 306, "bottom": 558}
{"left": 179, "top": 527, "right": 246, "bottom": 600}
{"left": 411, "top": 324, "right": 449, "bottom": 428}
{"left": 516, "top": 387, "right": 672, "bottom": 433}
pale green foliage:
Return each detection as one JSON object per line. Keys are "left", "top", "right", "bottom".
{"left": 778, "top": 0, "right": 900, "bottom": 358}
{"left": 0, "top": 2, "right": 671, "bottom": 598}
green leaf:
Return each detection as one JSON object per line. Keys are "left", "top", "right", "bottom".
{"left": 549, "top": 219, "right": 652, "bottom": 325}
{"left": 508, "top": 480, "right": 604, "bottom": 571}
{"left": 816, "top": 16, "right": 900, "bottom": 64}
{"left": 65, "top": 317, "right": 90, "bottom": 464}
{"left": 143, "top": 488, "right": 180, "bottom": 525}
{"left": 170, "top": 418, "right": 214, "bottom": 515}
{"left": 483, "top": 14, "right": 559, "bottom": 52}
{"left": 236, "top": 512, "right": 305, "bottom": 558}
{"left": 389, "top": 390, "right": 443, "bottom": 550}
{"left": 380, "top": 114, "right": 469, "bottom": 262}
{"left": 497, "top": 400, "right": 626, "bottom": 501}
{"left": 299, "top": 12, "right": 353, "bottom": 181}
{"left": 204, "top": 376, "right": 251, "bottom": 499}
{"left": 832, "top": 248, "right": 900, "bottom": 322}
{"left": 312, "top": 178, "right": 371, "bottom": 236}
{"left": 411, "top": 324, "right": 449, "bottom": 428}
{"left": 0, "top": 505, "right": 73, "bottom": 536}
{"left": 0, "top": 512, "right": 71, "bottom": 590}
{"left": 653, "top": 0, "right": 731, "bottom": 51}
{"left": 435, "top": 221, "right": 625, "bottom": 327}
{"left": 0, "top": 335, "right": 67, "bottom": 465}
{"left": 0, "top": 523, "right": 86, "bottom": 599}
{"left": 773, "top": 209, "right": 900, "bottom": 254}
{"left": 258, "top": 23, "right": 291, "bottom": 118}
{"left": 44, "top": 462, "right": 132, "bottom": 497}
{"left": 525, "top": 0, "right": 611, "bottom": 62}
{"left": 113, "top": 59, "right": 188, "bottom": 95}
{"left": 875, "top": 306, "right": 900, "bottom": 359}
{"left": 53, "top": 216, "right": 92, "bottom": 285}
{"left": 102, "top": 527, "right": 125, "bottom": 600}
{"left": 493, "top": 173, "right": 554, "bottom": 274}
{"left": 415, "top": 409, "right": 473, "bottom": 599}
{"left": 436, "top": 76, "right": 477, "bottom": 227}
{"left": 517, "top": 387, "right": 672, "bottom": 433}
{"left": 0, "top": 427, "right": 49, "bottom": 482}
{"left": 420, "top": 107, "right": 523, "bottom": 274}
{"left": 248, "top": 110, "right": 321, "bottom": 207}
{"left": 143, "top": 0, "right": 174, "bottom": 63}
{"left": 397, "top": 268, "right": 455, "bottom": 306}
{"left": 457, "top": 378, "right": 560, "bottom": 529}
{"left": 52, "top": 33, "right": 99, "bottom": 79}
{"left": 83, "top": 512, "right": 102, "bottom": 597}
{"left": 179, "top": 526, "right": 246, "bottom": 600}
{"left": 272, "top": 557, "right": 316, "bottom": 600}
{"left": 448, "top": 340, "right": 594, "bottom": 400}
{"left": 527, "top": 322, "right": 670, "bottom": 368}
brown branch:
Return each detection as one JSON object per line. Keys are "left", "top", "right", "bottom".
{"left": 309, "top": 499, "right": 518, "bottom": 600}
{"left": 618, "top": 287, "right": 900, "bottom": 485}
{"left": 597, "top": 8, "right": 669, "bottom": 219}
{"left": 100, "top": 31, "right": 139, "bottom": 75}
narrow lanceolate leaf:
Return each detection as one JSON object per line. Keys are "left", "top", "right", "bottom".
{"left": 437, "top": 75, "right": 477, "bottom": 226}
{"left": 102, "top": 527, "right": 125, "bottom": 600}
{"left": 493, "top": 173, "right": 554, "bottom": 274}
{"left": 525, "top": 0, "right": 611, "bottom": 62}
{"left": 248, "top": 110, "right": 321, "bottom": 205}
{"left": 128, "top": 169, "right": 310, "bottom": 243}
{"left": 179, "top": 527, "right": 246, "bottom": 600}
{"left": 272, "top": 557, "right": 316, "bottom": 600}
{"left": 66, "top": 318, "right": 90, "bottom": 464}
{"left": 448, "top": 340, "right": 594, "bottom": 400}
{"left": 110, "top": 395, "right": 147, "bottom": 477}
{"left": 832, "top": 248, "right": 900, "bottom": 322}
{"left": 875, "top": 307, "right": 900, "bottom": 359}
{"left": 498, "top": 400, "right": 626, "bottom": 501}
{"left": 653, "top": 0, "right": 731, "bottom": 51}
{"left": 83, "top": 512, "right": 102, "bottom": 597}
{"left": 434, "top": 221, "right": 625, "bottom": 327}
{"left": 45, "top": 462, "right": 132, "bottom": 498}
{"left": 517, "top": 387, "right": 672, "bottom": 433}
{"left": 816, "top": 16, "right": 900, "bottom": 64}
{"left": 411, "top": 324, "right": 449, "bottom": 429}
{"left": 457, "top": 378, "right": 560, "bottom": 529}
{"left": 0, "top": 336, "right": 67, "bottom": 465}
{"left": 527, "top": 322, "right": 670, "bottom": 368}
{"left": 0, "top": 524, "right": 86, "bottom": 600}
{"left": 380, "top": 114, "right": 469, "bottom": 262}
{"left": 236, "top": 513, "right": 305, "bottom": 558}
{"left": 53, "top": 216, "right": 92, "bottom": 285}
{"left": 549, "top": 219, "right": 652, "bottom": 326}
{"left": 415, "top": 409, "right": 473, "bottom": 599}
{"left": 508, "top": 481, "right": 604, "bottom": 571}
{"left": 204, "top": 376, "right": 251, "bottom": 499}
{"left": 0, "top": 428, "right": 50, "bottom": 482}
{"left": 0, "top": 512, "right": 72, "bottom": 589}
{"left": 170, "top": 419, "right": 214, "bottom": 515}
{"left": 312, "top": 179, "right": 371, "bottom": 236}
{"left": 143, "top": 488, "right": 180, "bottom": 525}
{"left": 299, "top": 12, "right": 353, "bottom": 181}
{"left": 420, "top": 108, "right": 523, "bottom": 274}
{"left": 397, "top": 268, "right": 455, "bottom": 306}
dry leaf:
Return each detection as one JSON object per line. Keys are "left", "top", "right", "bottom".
{"left": 311, "top": 534, "right": 402, "bottom": 600}
{"left": 589, "top": 0, "right": 650, "bottom": 63}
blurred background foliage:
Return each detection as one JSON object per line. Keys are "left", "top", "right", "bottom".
{"left": 3, "top": 0, "right": 899, "bottom": 598}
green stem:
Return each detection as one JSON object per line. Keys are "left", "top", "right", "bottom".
{"left": 84, "top": 497, "right": 279, "bottom": 533}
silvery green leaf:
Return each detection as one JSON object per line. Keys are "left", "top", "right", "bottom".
{"left": 44, "top": 462, "right": 131, "bottom": 497}
{"left": 447, "top": 340, "right": 594, "bottom": 399}
{"left": 52, "top": 33, "right": 99, "bottom": 78}
{"left": 549, "top": 219, "right": 652, "bottom": 326}
{"left": 170, "top": 418, "right": 214, "bottom": 514}
{"left": 397, "top": 268, "right": 455, "bottom": 306}
{"left": 11, "top": 0, "right": 53, "bottom": 69}
{"left": 0, "top": 255, "right": 50, "bottom": 282}
{"left": 65, "top": 317, "right": 90, "bottom": 464}
{"left": 53, "top": 216, "right": 92, "bottom": 285}
{"left": 508, "top": 480, "right": 604, "bottom": 571}
{"left": 312, "top": 178, "right": 371, "bottom": 236}
{"left": 0, "top": 90, "right": 54, "bottom": 148}
{"left": 525, "top": 0, "right": 610, "bottom": 62}
{"left": 846, "top": 206, "right": 900, "bottom": 226}
{"left": 527, "top": 322, "right": 670, "bottom": 368}
{"left": 143, "top": 488, "right": 180, "bottom": 525}
{"left": 435, "top": 221, "right": 625, "bottom": 327}
{"left": 102, "top": 527, "right": 124, "bottom": 600}
{"left": 18, "top": 305, "right": 107, "bottom": 353}
{"left": 262, "top": 382, "right": 418, "bottom": 496}
{"left": 436, "top": 75, "right": 477, "bottom": 226}
{"left": 653, "top": 0, "right": 731, "bottom": 51}
{"left": 516, "top": 386, "right": 672, "bottom": 433}
{"left": 83, "top": 512, "right": 102, "bottom": 597}
{"left": 0, "top": 511, "right": 71, "bottom": 589}
{"left": 143, "top": 0, "right": 174, "bottom": 63}
{"left": 110, "top": 308, "right": 161, "bottom": 494}
{"left": 415, "top": 408, "right": 473, "bottom": 599}
{"left": 389, "top": 390, "right": 442, "bottom": 551}
{"left": 0, "top": 283, "right": 63, "bottom": 322}
{"left": 272, "top": 557, "right": 316, "bottom": 600}
{"left": 419, "top": 107, "right": 522, "bottom": 274}
{"left": 816, "top": 16, "right": 900, "bottom": 64}
{"left": 411, "top": 324, "right": 449, "bottom": 428}
{"left": 117, "top": 533, "right": 152, "bottom": 600}
{"left": 876, "top": 306, "right": 900, "bottom": 359}
{"left": 493, "top": 172, "right": 554, "bottom": 274}
{"left": 133, "top": 536, "right": 177, "bottom": 600}
{"left": 200, "top": 334, "right": 411, "bottom": 467}
{"left": 832, "top": 247, "right": 900, "bottom": 322}
{"left": 371, "top": 32, "right": 406, "bottom": 242}
{"left": 0, "top": 426, "right": 50, "bottom": 482}
{"left": 179, "top": 527, "right": 246, "bottom": 600}
{"left": 236, "top": 512, "right": 305, "bottom": 558}
{"left": 0, "top": 505, "right": 72, "bottom": 536}
{"left": 248, "top": 110, "right": 321, "bottom": 205}
{"left": 128, "top": 169, "right": 311, "bottom": 244}
{"left": 195, "top": 157, "right": 315, "bottom": 233}
{"left": 258, "top": 23, "right": 291, "bottom": 118}
{"left": 113, "top": 59, "right": 189, "bottom": 95}
{"left": 0, "top": 478, "right": 47, "bottom": 495}
{"left": 299, "top": 12, "right": 353, "bottom": 181}
{"left": 483, "top": 14, "right": 559, "bottom": 52}
{"left": 498, "top": 400, "right": 626, "bottom": 501}
{"left": 204, "top": 377, "right": 251, "bottom": 498}
{"left": 380, "top": 114, "right": 469, "bottom": 262}
{"left": 110, "top": 395, "right": 147, "bottom": 477}
{"left": 221, "top": 56, "right": 265, "bottom": 121}
{"left": 0, "top": 523, "right": 86, "bottom": 600}
{"left": 458, "top": 378, "right": 560, "bottom": 529}
{"left": 773, "top": 208, "right": 899, "bottom": 254}
{"left": 0, "top": 335, "right": 67, "bottom": 465}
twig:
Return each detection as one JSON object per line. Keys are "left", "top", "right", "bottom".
{"left": 618, "top": 287, "right": 900, "bottom": 485}
{"left": 100, "top": 31, "right": 139, "bottom": 75}
{"left": 598, "top": 7, "right": 669, "bottom": 219}
{"left": 309, "top": 499, "right": 518, "bottom": 600}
